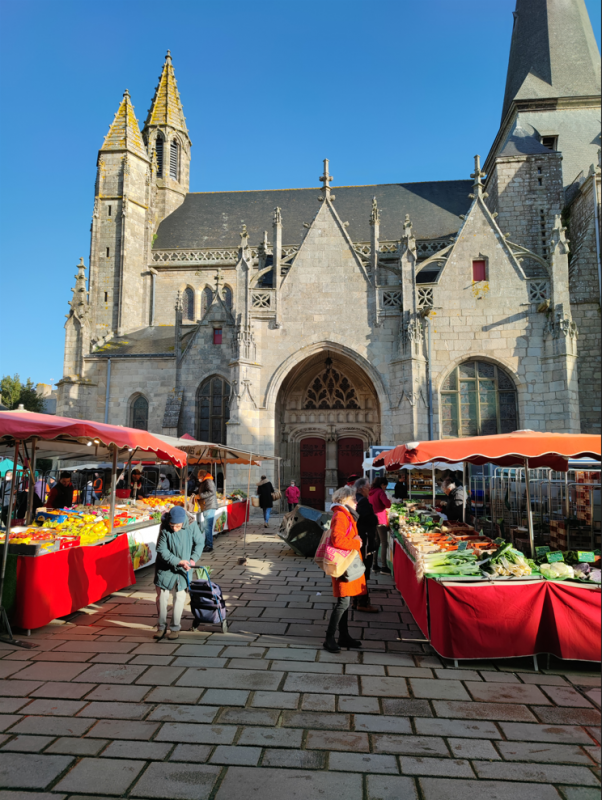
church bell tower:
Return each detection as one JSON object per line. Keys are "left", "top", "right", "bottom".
{"left": 143, "top": 51, "right": 192, "bottom": 226}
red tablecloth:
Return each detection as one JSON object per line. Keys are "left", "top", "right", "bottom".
{"left": 394, "top": 539, "right": 601, "bottom": 662}
{"left": 393, "top": 540, "right": 429, "bottom": 637}
{"left": 227, "top": 500, "right": 249, "bottom": 531}
{"left": 13, "top": 533, "right": 135, "bottom": 630}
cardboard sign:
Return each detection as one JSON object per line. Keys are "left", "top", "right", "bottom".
{"left": 546, "top": 551, "right": 564, "bottom": 563}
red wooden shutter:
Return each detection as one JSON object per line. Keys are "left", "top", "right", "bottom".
{"left": 213, "top": 328, "right": 222, "bottom": 345}
{"left": 472, "top": 260, "right": 487, "bottom": 281}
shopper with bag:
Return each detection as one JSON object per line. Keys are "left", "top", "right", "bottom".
{"left": 154, "top": 505, "right": 204, "bottom": 640}
{"left": 196, "top": 472, "right": 217, "bottom": 552}
{"left": 256, "top": 475, "right": 275, "bottom": 527}
{"left": 321, "top": 485, "right": 366, "bottom": 653}
{"left": 369, "top": 476, "right": 392, "bottom": 574}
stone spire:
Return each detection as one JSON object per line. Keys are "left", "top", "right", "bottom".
{"left": 501, "top": 0, "right": 601, "bottom": 122}
{"left": 101, "top": 90, "right": 148, "bottom": 159}
{"left": 470, "top": 155, "right": 486, "bottom": 199}
{"left": 319, "top": 159, "right": 335, "bottom": 202}
{"left": 144, "top": 50, "right": 188, "bottom": 135}
{"left": 69, "top": 258, "right": 89, "bottom": 319}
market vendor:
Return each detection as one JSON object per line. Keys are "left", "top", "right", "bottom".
{"left": 154, "top": 505, "right": 205, "bottom": 640}
{"left": 158, "top": 474, "right": 170, "bottom": 491}
{"left": 393, "top": 474, "right": 408, "bottom": 501}
{"left": 440, "top": 476, "right": 467, "bottom": 521}
{"left": 130, "top": 469, "right": 146, "bottom": 499}
{"left": 46, "top": 472, "right": 74, "bottom": 509}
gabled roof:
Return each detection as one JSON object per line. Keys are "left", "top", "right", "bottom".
{"left": 101, "top": 91, "right": 148, "bottom": 160}
{"left": 501, "top": 0, "right": 601, "bottom": 122}
{"left": 153, "top": 180, "right": 472, "bottom": 250}
{"left": 143, "top": 51, "right": 188, "bottom": 135}
{"left": 90, "top": 326, "right": 196, "bottom": 357}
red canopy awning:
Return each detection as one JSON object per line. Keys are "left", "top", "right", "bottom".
{"left": 0, "top": 411, "right": 187, "bottom": 468}
{"left": 373, "top": 431, "right": 602, "bottom": 472}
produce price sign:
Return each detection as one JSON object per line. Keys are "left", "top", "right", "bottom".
{"left": 547, "top": 551, "right": 565, "bottom": 563}
{"left": 578, "top": 552, "right": 596, "bottom": 563}
{"left": 536, "top": 546, "right": 551, "bottom": 557}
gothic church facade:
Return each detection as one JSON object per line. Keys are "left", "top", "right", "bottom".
{"left": 58, "top": 0, "right": 601, "bottom": 501}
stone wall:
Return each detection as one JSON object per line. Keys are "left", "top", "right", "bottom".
{"left": 568, "top": 172, "right": 602, "bottom": 433}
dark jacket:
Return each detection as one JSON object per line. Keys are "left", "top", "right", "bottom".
{"left": 393, "top": 480, "right": 408, "bottom": 500}
{"left": 355, "top": 493, "right": 379, "bottom": 553}
{"left": 444, "top": 485, "right": 467, "bottom": 522}
{"left": 256, "top": 479, "right": 274, "bottom": 509}
{"left": 155, "top": 514, "right": 205, "bottom": 591}
{"left": 47, "top": 482, "right": 74, "bottom": 509}
{"left": 197, "top": 478, "right": 217, "bottom": 510}
{"left": 130, "top": 478, "right": 146, "bottom": 499}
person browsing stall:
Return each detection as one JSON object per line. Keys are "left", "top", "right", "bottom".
{"left": 323, "top": 485, "right": 366, "bottom": 653}
{"left": 441, "top": 476, "right": 468, "bottom": 522}
{"left": 353, "top": 477, "right": 379, "bottom": 614}
{"left": 369, "top": 476, "right": 392, "bottom": 574}
{"left": 130, "top": 469, "right": 146, "bottom": 499}
{"left": 196, "top": 472, "right": 217, "bottom": 552}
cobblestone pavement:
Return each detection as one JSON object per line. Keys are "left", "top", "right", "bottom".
{"left": 0, "top": 515, "right": 600, "bottom": 800}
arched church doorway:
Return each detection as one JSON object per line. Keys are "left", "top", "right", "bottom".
{"left": 276, "top": 352, "right": 381, "bottom": 510}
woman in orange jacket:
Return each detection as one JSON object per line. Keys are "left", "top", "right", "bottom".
{"left": 323, "top": 485, "right": 367, "bottom": 653}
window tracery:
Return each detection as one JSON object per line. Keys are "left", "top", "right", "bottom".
{"left": 303, "top": 360, "right": 360, "bottom": 410}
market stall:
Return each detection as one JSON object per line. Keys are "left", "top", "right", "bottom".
{"left": 0, "top": 411, "right": 187, "bottom": 639}
{"left": 375, "top": 432, "right": 602, "bottom": 663}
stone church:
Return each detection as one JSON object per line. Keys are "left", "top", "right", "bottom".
{"left": 58, "top": 0, "right": 601, "bottom": 503}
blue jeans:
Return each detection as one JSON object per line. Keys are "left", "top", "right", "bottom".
{"left": 199, "top": 509, "right": 215, "bottom": 547}
{"left": 263, "top": 507, "right": 271, "bottom": 523}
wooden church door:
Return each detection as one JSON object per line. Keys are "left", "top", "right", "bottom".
{"left": 337, "top": 437, "right": 364, "bottom": 487}
{"left": 299, "top": 438, "right": 326, "bottom": 510}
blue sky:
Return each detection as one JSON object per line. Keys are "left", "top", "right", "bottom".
{"left": 1, "top": 0, "right": 600, "bottom": 390}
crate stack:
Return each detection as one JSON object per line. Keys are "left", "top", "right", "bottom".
{"left": 549, "top": 519, "right": 568, "bottom": 551}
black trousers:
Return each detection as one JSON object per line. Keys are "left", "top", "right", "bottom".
{"left": 326, "top": 596, "right": 351, "bottom": 639}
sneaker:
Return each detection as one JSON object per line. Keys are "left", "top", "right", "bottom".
{"left": 203, "top": 546, "right": 214, "bottom": 553}
{"left": 379, "top": 566, "right": 392, "bottom": 575}
{"left": 167, "top": 631, "right": 179, "bottom": 640}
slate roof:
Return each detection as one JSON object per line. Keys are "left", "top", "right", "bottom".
{"left": 90, "top": 326, "right": 196, "bottom": 357}
{"left": 498, "top": 121, "right": 554, "bottom": 157}
{"left": 153, "top": 180, "right": 472, "bottom": 250}
{"left": 501, "top": 0, "right": 601, "bottom": 122}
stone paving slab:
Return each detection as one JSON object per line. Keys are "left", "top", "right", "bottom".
{"left": 0, "top": 519, "right": 599, "bottom": 800}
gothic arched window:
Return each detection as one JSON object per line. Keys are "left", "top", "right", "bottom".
{"left": 170, "top": 140, "right": 179, "bottom": 180}
{"left": 304, "top": 362, "right": 359, "bottom": 410}
{"left": 155, "top": 135, "right": 164, "bottom": 178}
{"left": 201, "top": 286, "right": 213, "bottom": 317}
{"left": 196, "top": 377, "right": 231, "bottom": 444}
{"left": 222, "top": 285, "right": 233, "bottom": 311}
{"left": 183, "top": 287, "right": 195, "bottom": 321}
{"left": 131, "top": 395, "right": 149, "bottom": 431}
{"left": 440, "top": 360, "right": 517, "bottom": 438}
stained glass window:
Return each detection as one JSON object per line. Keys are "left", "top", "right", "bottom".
{"left": 303, "top": 362, "right": 359, "bottom": 410}
{"left": 196, "top": 377, "right": 231, "bottom": 444}
{"left": 131, "top": 395, "right": 149, "bottom": 430}
{"left": 440, "top": 360, "right": 517, "bottom": 438}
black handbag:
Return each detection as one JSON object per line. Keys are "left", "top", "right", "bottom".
{"left": 340, "top": 552, "right": 366, "bottom": 582}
